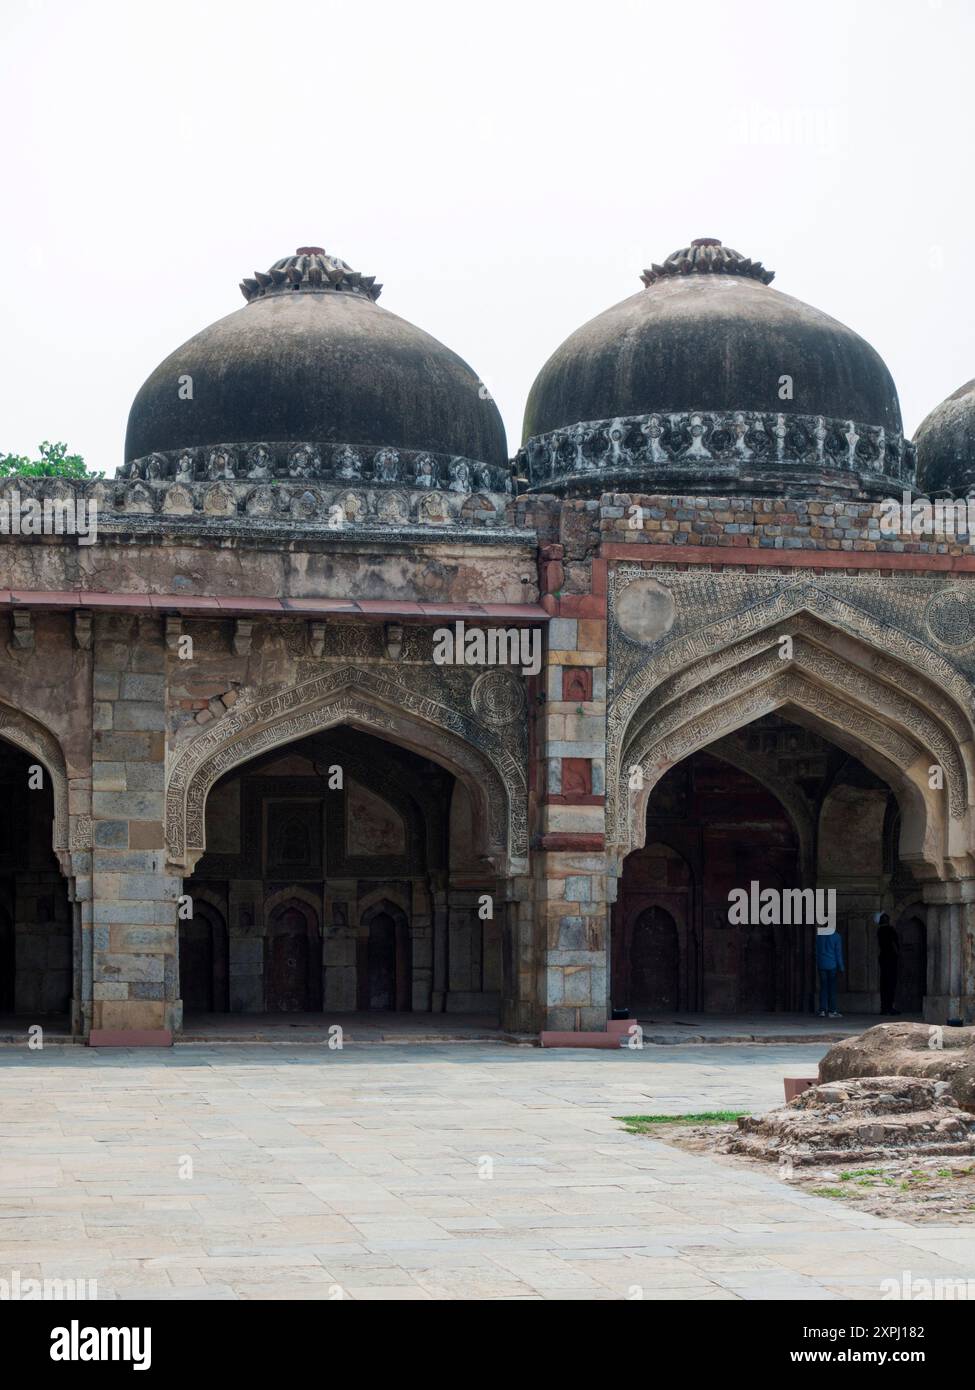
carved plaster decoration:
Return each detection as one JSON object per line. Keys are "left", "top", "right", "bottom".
{"left": 470, "top": 670, "right": 527, "bottom": 726}
{"left": 518, "top": 409, "right": 914, "bottom": 493}
{"left": 120, "top": 443, "right": 514, "bottom": 500}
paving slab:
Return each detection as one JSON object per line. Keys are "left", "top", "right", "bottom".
{"left": 1, "top": 1041, "right": 973, "bottom": 1300}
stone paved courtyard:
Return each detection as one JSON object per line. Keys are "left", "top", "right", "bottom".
{"left": 2, "top": 1041, "right": 975, "bottom": 1300}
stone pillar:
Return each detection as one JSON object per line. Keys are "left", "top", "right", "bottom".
{"left": 228, "top": 880, "right": 263, "bottom": 1011}
{"left": 498, "top": 872, "right": 536, "bottom": 1033}
{"left": 922, "top": 882, "right": 975, "bottom": 1023}
{"left": 324, "top": 881, "right": 358, "bottom": 1011}
{"left": 429, "top": 877, "right": 448, "bottom": 1013}
{"left": 90, "top": 615, "right": 179, "bottom": 1041}
{"left": 531, "top": 540, "right": 611, "bottom": 1031}
{"left": 406, "top": 878, "right": 433, "bottom": 1012}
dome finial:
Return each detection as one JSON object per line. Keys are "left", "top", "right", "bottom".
{"left": 239, "top": 247, "right": 382, "bottom": 302}
{"left": 642, "top": 240, "right": 774, "bottom": 287}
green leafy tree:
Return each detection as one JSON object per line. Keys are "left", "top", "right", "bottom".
{"left": 0, "top": 441, "right": 100, "bottom": 479}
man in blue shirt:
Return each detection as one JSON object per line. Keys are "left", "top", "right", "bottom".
{"left": 816, "top": 929, "right": 844, "bottom": 1018}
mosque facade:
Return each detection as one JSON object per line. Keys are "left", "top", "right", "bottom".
{"left": 2, "top": 237, "right": 975, "bottom": 1042}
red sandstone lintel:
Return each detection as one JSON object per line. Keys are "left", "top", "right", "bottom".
{"left": 88, "top": 1029, "right": 173, "bottom": 1048}
{"left": 600, "top": 542, "right": 975, "bottom": 573}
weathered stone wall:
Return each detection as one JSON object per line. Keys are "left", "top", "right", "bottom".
{"left": 4, "top": 477, "right": 975, "bottom": 1036}
{"left": 596, "top": 492, "right": 975, "bottom": 556}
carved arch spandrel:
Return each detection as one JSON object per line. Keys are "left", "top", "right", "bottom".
{"left": 608, "top": 594, "right": 975, "bottom": 862}
{"left": 0, "top": 702, "right": 72, "bottom": 862}
{"left": 624, "top": 637, "right": 972, "bottom": 822}
{"left": 619, "top": 671, "right": 955, "bottom": 875}
{"left": 627, "top": 614, "right": 973, "bottom": 748}
{"left": 609, "top": 582, "right": 975, "bottom": 740}
{"left": 165, "top": 666, "right": 527, "bottom": 875}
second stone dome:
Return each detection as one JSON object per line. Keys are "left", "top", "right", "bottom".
{"left": 519, "top": 238, "right": 912, "bottom": 497}
{"left": 124, "top": 246, "right": 508, "bottom": 484}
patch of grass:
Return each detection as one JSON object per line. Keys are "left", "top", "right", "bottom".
{"left": 616, "top": 1111, "right": 747, "bottom": 1132}
{"left": 839, "top": 1168, "right": 884, "bottom": 1181}
{"left": 810, "top": 1186, "right": 850, "bottom": 1198}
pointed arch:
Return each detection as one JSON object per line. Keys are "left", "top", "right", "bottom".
{"left": 610, "top": 613, "right": 975, "bottom": 879}
{"left": 0, "top": 701, "right": 71, "bottom": 862}
{"left": 165, "top": 665, "right": 527, "bottom": 875}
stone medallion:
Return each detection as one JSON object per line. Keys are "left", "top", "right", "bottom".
{"left": 614, "top": 575, "right": 676, "bottom": 645}
{"left": 470, "top": 669, "right": 526, "bottom": 726}
{"left": 925, "top": 591, "right": 975, "bottom": 648}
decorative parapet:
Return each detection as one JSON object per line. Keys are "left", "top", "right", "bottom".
{"left": 0, "top": 477, "right": 518, "bottom": 536}
{"left": 121, "top": 441, "right": 514, "bottom": 494}
{"left": 518, "top": 409, "right": 916, "bottom": 496}
{"left": 4, "top": 445, "right": 522, "bottom": 537}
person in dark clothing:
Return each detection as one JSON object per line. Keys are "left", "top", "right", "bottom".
{"left": 877, "top": 912, "right": 899, "bottom": 1015}
{"left": 815, "top": 929, "right": 844, "bottom": 1018}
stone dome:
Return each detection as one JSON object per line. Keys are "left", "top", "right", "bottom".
{"left": 915, "top": 379, "right": 975, "bottom": 493}
{"left": 519, "top": 238, "right": 912, "bottom": 497}
{"left": 123, "top": 245, "right": 508, "bottom": 482}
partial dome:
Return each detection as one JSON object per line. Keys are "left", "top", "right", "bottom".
{"left": 915, "top": 379, "right": 975, "bottom": 493}
{"left": 519, "top": 238, "right": 912, "bottom": 497}
{"left": 124, "top": 245, "right": 507, "bottom": 476}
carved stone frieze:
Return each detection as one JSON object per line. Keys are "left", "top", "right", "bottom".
{"left": 120, "top": 442, "right": 514, "bottom": 497}
{"left": 519, "top": 409, "right": 915, "bottom": 494}
{"left": 608, "top": 568, "right": 975, "bottom": 721}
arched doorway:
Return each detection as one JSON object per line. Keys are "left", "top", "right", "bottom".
{"left": 0, "top": 739, "right": 71, "bottom": 1021}
{"left": 181, "top": 721, "right": 501, "bottom": 1027}
{"left": 614, "top": 749, "right": 800, "bottom": 1016}
{"left": 612, "top": 841, "right": 693, "bottom": 1013}
{"left": 615, "top": 717, "right": 931, "bottom": 1018}
{"left": 179, "top": 901, "right": 229, "bottom": 1014}
{"left": 360, "top": 901, "right": 412, "bottom": 1011}
{"left": 629, "top": 906, "right": 679, "bottom": 1011}
{"left": 266, "top": 899, "right": 321, "bottom": 1013}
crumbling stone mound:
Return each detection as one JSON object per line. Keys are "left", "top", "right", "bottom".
{"left": 819, "top": 1022, "right": 975, "bottom": 1112}
{"left": 727, "top": 1076, "right": 975, "bottom": 1165}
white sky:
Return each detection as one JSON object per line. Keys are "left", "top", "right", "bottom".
{"left": 1, "top": 0, "right": 972, "bottom": 474}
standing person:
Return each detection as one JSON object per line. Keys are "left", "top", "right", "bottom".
{"left": 816, "top": 928, "right": 844, "bottom": 1018}
{"left": 877, "top": 912, "right": 900, "bottom": 1015}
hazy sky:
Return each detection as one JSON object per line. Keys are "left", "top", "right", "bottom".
{"left": 1, "top": 0, "right": 972, "bottom": 474}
